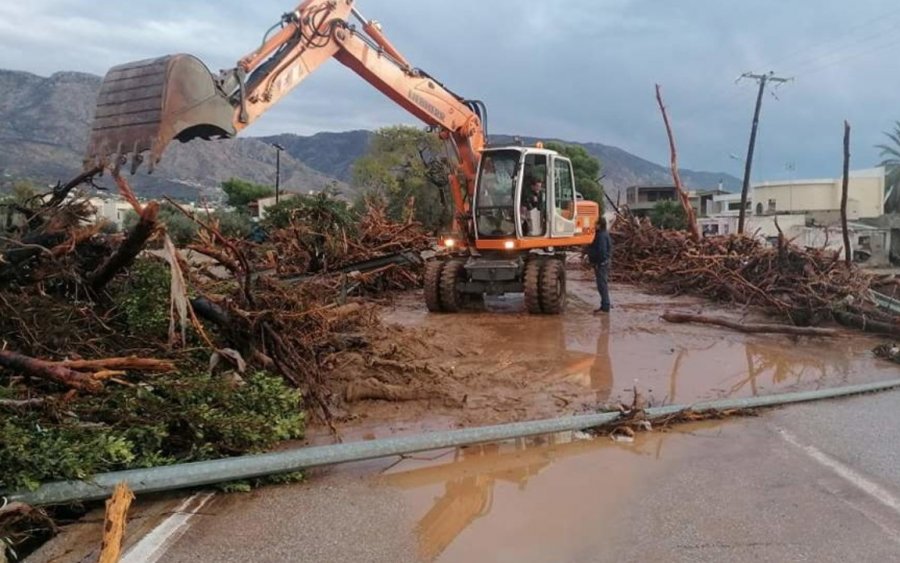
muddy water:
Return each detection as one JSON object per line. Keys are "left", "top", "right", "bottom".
{"left": 378, "top": 424, "right": 727, "bottom": 562}
{"left": 384, "top": 273, "right": 897, "bottom": 407}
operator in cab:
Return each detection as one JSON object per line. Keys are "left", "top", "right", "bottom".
{"left": 521, "top": 177, "right": 546, "bottom": 236}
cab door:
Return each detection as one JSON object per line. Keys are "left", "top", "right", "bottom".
{"left": 550, "top": 156, "right": 577, "bottom": 237}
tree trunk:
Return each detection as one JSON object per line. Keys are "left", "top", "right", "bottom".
{"left": 0, "top": 350, "right": 101, "bottom": 392}
{"left": 87, "top": 200, "right": 159, "bottom": 291}
{"left": 655, "top": 84, "right": 701, "bottom": 242}
{"left": 661, "top": 312, "right": 838, "bottom": 336}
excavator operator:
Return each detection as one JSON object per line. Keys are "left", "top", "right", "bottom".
{"left": 521, "top": 177, "right": 546, "bottom": 236}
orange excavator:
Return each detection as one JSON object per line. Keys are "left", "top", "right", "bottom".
{"left": 84, "top": 0, "right": 600, "bottom": 314}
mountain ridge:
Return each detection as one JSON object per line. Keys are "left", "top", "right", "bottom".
{"left": 1, "top": 67, "right": 739, "bottom": 201}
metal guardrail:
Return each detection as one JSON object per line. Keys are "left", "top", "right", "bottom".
{"left": 5, "top": 377, "right": 900, "bottom": 506}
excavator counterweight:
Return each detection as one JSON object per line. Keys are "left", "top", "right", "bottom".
{"left": 85, "top": 54, "right": 236, "bottom": 172}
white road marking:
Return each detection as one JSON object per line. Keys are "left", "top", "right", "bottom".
{"left": 779, "top": 428, "right": 900, "bottom": 515}
{"left": 120, "top": 492, "right": 215, "bottom": 563}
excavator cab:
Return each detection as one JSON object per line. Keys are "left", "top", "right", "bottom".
{"left": 84, "top": 54, "right": 237, "bottom": 172}
{"left": 471, "top": 147, "right": 584, "bottom": 246}
{"left": 426, "top": 145, "right": 599, "bottom": 315}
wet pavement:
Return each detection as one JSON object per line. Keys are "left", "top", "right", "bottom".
{"left": 154, "top": 391, "right": 900, "bottom": 562}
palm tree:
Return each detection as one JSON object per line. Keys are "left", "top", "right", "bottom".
{"left": 876, "top": 120, "right": 900, "bottom": 213}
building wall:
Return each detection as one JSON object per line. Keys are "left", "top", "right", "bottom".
{"left": 752, "top": 170, "right": 884, "bottom": 219}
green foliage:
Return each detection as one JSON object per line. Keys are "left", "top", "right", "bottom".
{"left": 351, "top": 125, "right": 451, "bottom": 232}
{"left": 649, "top": 200, "right": 687, "bottom": 230}
{"left": 123, "top": 205, "right": 199, "bottom": 246}
{"left": 214, "top": 209, "right": 252, "bottom": 239}
{"left": 0, "top": 371, "right": 304, "bottom": 491}
{"left": 159, "top": 206, "right": 200, "bottom": 245}
{"left": 263, "top": 189, "right": 355, "bottom": 263}
{"left": 114, "top": 258, "right": 171, "bottom": 339}
{"left": 544, "top": 142, "right": 605, "bottom": 209}
{"left": 221, "top": 178, "right": 275, "bottom": 209}
{"left": 263, "top": 188, "right": 353, "bottom": 231}
{"left": 877, "top": 121, "right": 900, "bottom": 211}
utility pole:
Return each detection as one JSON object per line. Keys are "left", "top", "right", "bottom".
{"left": 272, "top": 143, "right": 285, "bottom": 203}
{"left": 736, "top": 71, "right": 791, "bottom": 234}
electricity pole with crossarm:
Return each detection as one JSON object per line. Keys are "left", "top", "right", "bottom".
{"left": 737, "top": 71, "right": 791, "bottom": 234}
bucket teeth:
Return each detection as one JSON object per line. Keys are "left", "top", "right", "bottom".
{"left": 84, "top": 54, "right": 238, "bottom": 174}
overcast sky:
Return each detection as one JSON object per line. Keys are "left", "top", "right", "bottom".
{"left": 2, "top": 0, "right": 899, "bottom": 180}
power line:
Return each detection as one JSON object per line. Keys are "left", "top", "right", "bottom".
{"left": 792, "top": 33, "right": 900, "bottom": 78}
{"left": 764, "top": 5, "right": 900, "bottom": 71}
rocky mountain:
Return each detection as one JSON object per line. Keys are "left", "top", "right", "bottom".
{"left": 1, "top": 67, "right": 738, "bottom": 202}
{"left": 260, "top": 131, "right": 741, "bottom": 197}
{"left": 0, "top": 70, "right": 341, "bottom": 200}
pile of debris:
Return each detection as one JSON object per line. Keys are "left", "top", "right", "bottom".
{"left": 0, "top": 169, "right": 434, "bottom": 523}
{"left": 260, "top": 199, "right": 430, "bottom": 293}
{"left": 610, "top": 215, "right": 899, "bottom": 333}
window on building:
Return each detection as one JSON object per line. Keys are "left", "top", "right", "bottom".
{"left": 756, "top": 203, "right": 764, "bottom": 215}
{"left": 768, "top": 199, "right": 776, "bottom": 213}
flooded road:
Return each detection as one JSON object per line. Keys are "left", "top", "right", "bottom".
{"left": 155, "top": 389, "right": 900, "bottom": 562}
{"left": 366, "top": 270, "right": 897, "bottom": 431}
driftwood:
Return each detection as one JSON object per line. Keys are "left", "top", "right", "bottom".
{"left": 58, "top": 356, "right": 175, "bottom": 373}
{"left": 0, "top": 397, "right": 46, "bottom": 409}
{"left": 98, "top": 482, "right": 135, "bottom": 563}
{"left": 0, "top": 350, "right": 101, "bottom": 392}
{"left": 611, "top": 216, "right": 875, "bottom": 325}
{"left": 834, "top": 311, "right": 900, "bottom": 337}
{"left": 661, "top": 312, "right": 839, "bottom": 336}
{"left": 345, "top": 378, "right": 433, "bottom": 402}
{"left": 87, "top": 200, "right": 159, "bottom": 291}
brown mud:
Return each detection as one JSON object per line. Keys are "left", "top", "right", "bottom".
{"left": 315, "top": 269, "right": 897, "bottom": 441}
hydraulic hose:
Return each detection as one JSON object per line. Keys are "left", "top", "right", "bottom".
{"left": 5, "top": 377, "right": 900, "bottom": 506}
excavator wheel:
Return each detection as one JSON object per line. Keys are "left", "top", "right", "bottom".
{"left": 439, "top": 259, "right": 467, "bottom": 313}
{"left": 523, "top": 258, "right": 543, "bottom": 314}
{"left": 424, "top": 260, "right": 445, "bottom": 312}
{"left": 539, "top": 259, "right": 567, "bottom": 314}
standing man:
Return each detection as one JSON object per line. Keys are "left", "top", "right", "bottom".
{"left": 589, "top": 216, "right": 612, "bottom": 313}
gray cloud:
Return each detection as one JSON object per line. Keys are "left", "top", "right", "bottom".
{"left": 2, "top": 0, "right": 898, "bottom": 180}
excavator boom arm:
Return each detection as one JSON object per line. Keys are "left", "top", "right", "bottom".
{"left": 86, "top": 1, "right": 485, "bottom": 233}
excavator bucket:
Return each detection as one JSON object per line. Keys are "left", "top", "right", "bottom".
{"left": 85, "top": 54, "right": 237, "bottom": 173}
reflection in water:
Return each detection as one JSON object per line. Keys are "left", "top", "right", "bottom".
{"left": 382, "top": 432, "right": 662, "bottom": 561}
{"left": 730, "top": 342, "right": 838, "bottom": 396}
{"left": 590, "top": 315, "right": 613, "bottom": 392}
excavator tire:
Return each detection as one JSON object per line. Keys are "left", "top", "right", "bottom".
{"left": 539, "top": 259, "right": 567, "bottom": 314}
{"left": 424, "top": 260, "right": 445, "bottom": 312}
{"left": 523, "top": 258, "right": 543, "bottom": 314}
{"left": 439, "top": 259, "right": 467, "bottom": 313}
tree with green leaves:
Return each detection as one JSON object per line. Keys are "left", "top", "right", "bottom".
{"left": 544, "top": 142, "right": 604, "bottom": 209}
{"left": 877, "top": 121, "right": 900, "bottom": 212}
{"left": 649, "top": 200, "right": 687, "bottom": 230}
{"left": 221, "top": 178, "right": 275, "bottom": 210}
{"left": 123, "top": 204, "right": 198, "bottom": 246}
{"left": 351, "top": 125, "right": 451, "bottom": 232}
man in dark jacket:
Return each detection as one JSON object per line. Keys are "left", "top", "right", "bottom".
{"left": 589, "top": 216, "right": 613, "bottom": 313}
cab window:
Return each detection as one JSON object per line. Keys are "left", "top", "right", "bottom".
{"left": 554, "top": 159, "right": 575, "bottom": 219}
{"left": 475, "top": 150, "right": 519, "bottom": 238}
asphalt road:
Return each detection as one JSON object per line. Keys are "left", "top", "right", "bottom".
{"left": 122, "top": 390, "right": 900, "bottom": 563}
